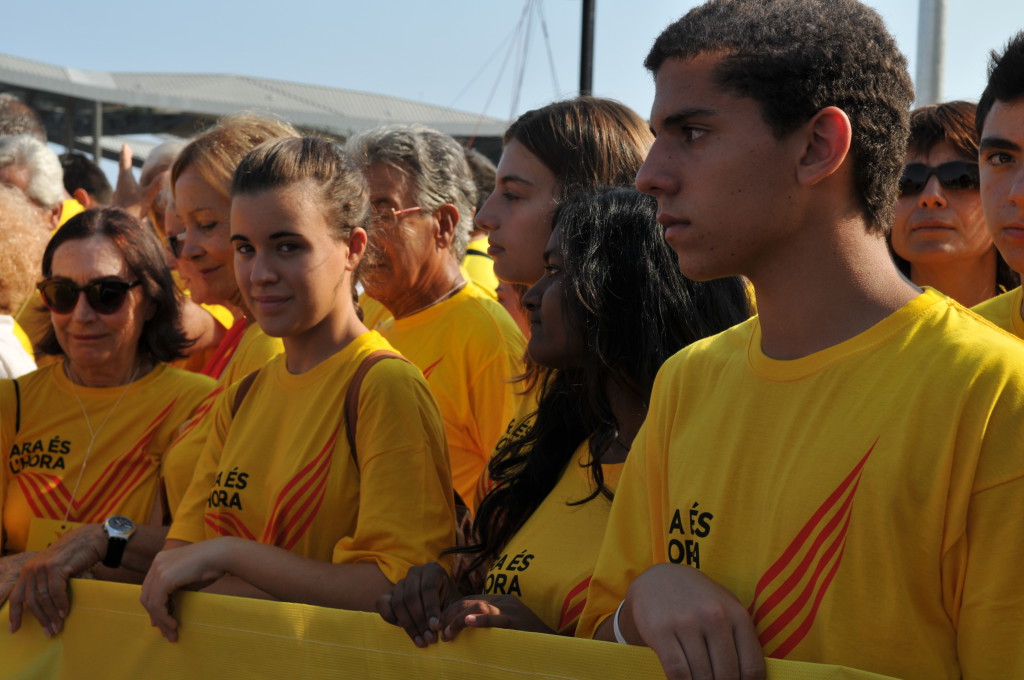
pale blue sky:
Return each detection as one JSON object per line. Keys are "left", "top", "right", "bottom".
{"left": 5, "top": 1, "right": 1022, "bottom": 126}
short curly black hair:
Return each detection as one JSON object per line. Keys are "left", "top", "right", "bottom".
{"left": 976, "top": 31, "right": 1024, "bottom": 137}
{"left": 645, "top": 0, "right": 914, "bottom": 235}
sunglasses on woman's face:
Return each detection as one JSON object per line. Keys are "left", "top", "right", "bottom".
{"left": 899, "top": 161, "right": 980, "bottom": 197}
{"left": 37, "top": 278, "right": 142, "bottom": 315}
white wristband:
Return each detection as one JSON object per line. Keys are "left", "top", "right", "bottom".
{"left": 612, "top": 600, "right": 628, "bottom": 644}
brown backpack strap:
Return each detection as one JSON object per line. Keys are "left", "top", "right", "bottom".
{"left": 344, "top": 350, "right": 408, "bottom": 468}
{"left": 230, "top": 369, "right": 262, "bottom": 418}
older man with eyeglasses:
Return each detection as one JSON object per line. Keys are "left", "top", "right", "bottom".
{"left": 347, "top": 125, "right": 526, "bottom": 508}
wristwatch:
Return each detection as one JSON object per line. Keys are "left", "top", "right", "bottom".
{"left": 101, "top": 516, "right": 136, "bottom": 568}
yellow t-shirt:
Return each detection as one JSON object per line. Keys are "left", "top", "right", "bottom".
{"left": 161, "top": 322, "right": 282, "bottom": 515}
{"left": 460, "top": 237, "right": 499, "bottom": 301}
{"left": 160, "top": 385, "right": 225, "bottom": 515}
{"left": 0, "top": 362, "right": 215, "bottom": 553}
{"left": 578, "top": 290, "right": 1024, "bottom": 680}
{"left": 168, "top": 332, "right": 455, "bottom": 583}
{"left": 971, "top": 285, "right": 1024, "bottom": 339}
{"left": 483, "top": 441, "right": 621, "bottom": 635}
{"left": 218, "top": 322, "right": 283, "bottom": 386}
{"left": 473, "top": 396, "right": 538, "bottom": 508}
{"left": 358, "top": 294, "right": 392, "bottom": 332}
{"left": 58, "top": 198, "right": 85, "bottom": 227}
{"left": 377, "top": 282, "right": 526, "bottom": 505}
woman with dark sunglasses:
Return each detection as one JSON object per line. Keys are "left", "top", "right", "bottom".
{"left": 0, "top": 208, "right": 215, "bottom": 626}
{"left": 890, "top": 101, "right": 1018, "bottom": 306}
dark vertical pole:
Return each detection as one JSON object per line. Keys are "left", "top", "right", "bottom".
{"left": 92, "top": 101, "right": 103, "bottom": 162}
{"left": 580, "top": 0, "right": 595, "bottom": 96}
{"left": 63, "top": 98, "right": 77, "bottom": 153}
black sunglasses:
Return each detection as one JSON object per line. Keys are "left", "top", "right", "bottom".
{"left": 899, "top": 161, "right": 979, "bottom": 197}
{"left": 167, "top": 232, "right": 185, "bottom": 259}
{"left": 37, "top": 278, "right": 142, "bottom": 315}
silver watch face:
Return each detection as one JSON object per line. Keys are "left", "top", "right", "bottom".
{"left": 104, "top": 515, "right": 136, "bottom": 538}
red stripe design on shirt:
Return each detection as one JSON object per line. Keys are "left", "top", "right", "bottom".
{"left": 205, "top": 512, "right": 257, "bottom": 540}
{"left": 260, "top": 430, "right": 337, "bottom": 549}
{"left": 747, "top": 439, "right": 875, "bottom": 658}
{"left": 422, "top": 356, "right": 445, "bottom": 380}
{"left": 15, "top": 400, "right": 177, "bottom": 522}
{"left": 558, "top": 576, "right": 592, "bottom": 632}
{"left": 16, "top": 473, "right": 64, "bottom": 518}
{"left": 169, "top": 386, "right": 223, "bottom": 447}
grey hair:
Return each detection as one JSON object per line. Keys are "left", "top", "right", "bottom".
{"left": 0, "top": 134, "right": 64, "bottom": 210}
{"left": 346, "top": 124, "right": 474, "bottom": 260}
{"left": 140, "top": 139, "right": 188, "bottom": 186}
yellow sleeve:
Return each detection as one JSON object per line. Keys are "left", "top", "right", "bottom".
{"left": 160, "top": 384, "right": 225, "bottom": 517}
{"left": 200, "top": 304, "right": 235, "bottom": 330}
{"left": 953, "top": 475, "right": 1024, "bottom": 677}
{"left": 456, "top": 331, "right": 525, "bottom": 503}
{"left": 220, "top": 327, "right": 283, "bottom": 386}
{"left": 948, "top": 381, "right": 1024, "bottom": 678}
{"left": 576, "top": 417, "right": 661, "bottom": 639}
{"left": 166, "top": 384, "right": 237, "bottom": 544}
{"left": 331, "top": 359, "right": 456, "bottom": 583}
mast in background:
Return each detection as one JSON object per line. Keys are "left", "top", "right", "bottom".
{"left": 915, "top": 0, "right": 946, "bottom": 107}
{"left": 580, "top": 0, "right": 595, "bottom": 96}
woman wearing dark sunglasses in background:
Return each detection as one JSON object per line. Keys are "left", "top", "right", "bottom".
{"left": 890, "top": 101, "right": 1018, "bottom": 307}
{"left": 0, "top": 208, "right": 215, "bottom": 629}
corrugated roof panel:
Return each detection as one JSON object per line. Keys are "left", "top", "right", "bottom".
{"left": 0, "top": 53, "right": 508, "bottom": 137}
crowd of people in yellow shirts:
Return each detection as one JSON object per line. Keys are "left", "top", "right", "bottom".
{"left": 2, "top": 1, "right": 1024, "bottom": 678}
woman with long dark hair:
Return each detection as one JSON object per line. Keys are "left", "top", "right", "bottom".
{"left": 378, "top": 188, "right": 750, "bottom": 643}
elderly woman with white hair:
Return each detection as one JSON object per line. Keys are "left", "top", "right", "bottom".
{"left": 0, "top": 134, "right": 66, "bottom": 230}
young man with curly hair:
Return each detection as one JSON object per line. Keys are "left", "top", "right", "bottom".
{"left": 578, "top": 2, "right": 1024, "bottom": 679}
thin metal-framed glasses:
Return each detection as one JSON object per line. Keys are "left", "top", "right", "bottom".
{"left": 373, "top": 206, "right": 424, "bottom": 229}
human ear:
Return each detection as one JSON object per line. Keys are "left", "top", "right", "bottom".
{"left": 795, "top": 106, "right": 852, "bottom": 187}
{"left": 433, "top": 204, "right": 460, "bottom": 249}
{"left": 345, "top": 228, "right": 368, "bottom": 271}
{"left": 72, "top": 188, "right": 94, "bottom": 209}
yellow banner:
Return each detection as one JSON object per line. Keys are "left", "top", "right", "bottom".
{"left": 0, "top": 580, "right": 898, "bottom": 680}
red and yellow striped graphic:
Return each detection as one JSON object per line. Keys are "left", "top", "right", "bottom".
{"left": 16, "top": 400, "right": 179, "bottom": 523}
{"left": 748, "top": 440, "right": 876, "bottom": 658}
{"left": 205, "top": 512, "right": 256, "bottom": 540}
{"left": 169, "top": 386, "right": 223, "bottom": 447}
{"left": 421, "top": 355, "right": 445, "bottom": 380}
{"left": 558, "top": 575, "right": 591, "bottom": 634}
{"left": 204, "top": 431, "right": 337, "bottom": 550}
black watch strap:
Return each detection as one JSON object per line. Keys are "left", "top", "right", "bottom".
{"left": 102, "top": 537, "right": 128, "bottom": 569}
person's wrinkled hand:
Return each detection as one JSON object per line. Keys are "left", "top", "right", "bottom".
{"left": 0, "top": 552, "right": 32, "bottom": 611}
{"left": 617, "top": 563, "right": 765, "bottom": 680}
{"left": 437, "top": 593, "right": 553, "bottom": 641}
{"left": 140, "top": 541, "right": 227, "bottom": 642}
{"left": 376, "top": 562, "right": 457, "bottom": 647}
{"left": 111, "top": 145, "right": 163, "bottom": 220}
{"left": 8, "top": 525, "right": 105, "bottom": 636}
